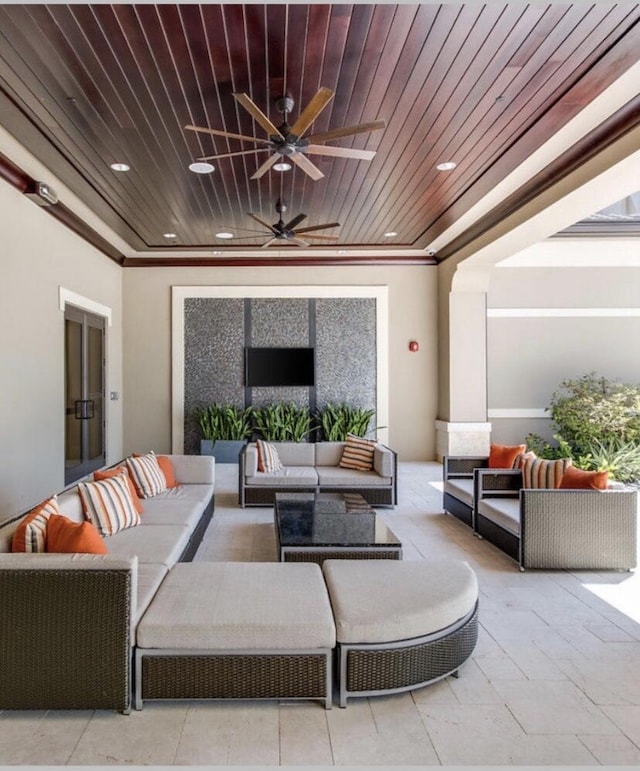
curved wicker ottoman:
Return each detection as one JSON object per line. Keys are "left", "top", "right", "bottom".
{"left": 322, "top": 559, "right": 479, "bottom": 707}
{"left": 135, "top": 562, "right": 336, "bottom": 710}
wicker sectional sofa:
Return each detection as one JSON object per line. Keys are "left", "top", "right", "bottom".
{"left": 239, "top": 440, "right": 397, "bottom": 507}
{"left": 443, "top": 456, "right": 638, "bottom": 570}
{"left": 0, "top": 454, "right": 216, "bottom": 713}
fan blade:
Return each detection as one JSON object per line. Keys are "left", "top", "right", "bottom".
{"left": 233, "top": 93, "right": 284, "bottom": 138}
{"left": 290, "top": 153, "right": 324, "bottom": 180}
{"left": 300, "top": 233, "right": 339, "bottom": 241}
{"left": 218, "top": 226, "right": 272, "bottom": 234}
{"left": 305, "top": 119, "right": 386, "bottom": 144}
{"left": 289, "top": 87, "right": 334, "bottom": 138}
{"left": 248, "top": 212, "right": 277, "bottom": 233}
{"left": 185, "top": 124, "right": 272, "bottom": 144}
{"left": 261, "top": 238, "right": 279, "bottom": 248}
{"left": 295, "top": 222, "right": 340, "bottom": 234}
{"left": 283, "top": 213, "right": 307, "bottom": 231}
{"left": 289, "top": 237, "right": 310, "bottom": 247}
{"left": 305, "top": 144, "right": 376, "bottom": 161}
{"left": 251, "top": 153, "right": 280, "bottom": 179}
{"left": 198, "top": 148, "right": 271, "bottom": 161}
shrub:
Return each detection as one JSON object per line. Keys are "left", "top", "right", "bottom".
{"left": 197, "top": 404, "right": 253, "bottom": 441}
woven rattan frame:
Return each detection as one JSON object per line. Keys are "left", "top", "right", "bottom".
{"left": 135, "top": 648, "right": 332, "bottom": 709}
{"left": 282, "top": 548, "right": 401, "bottom": 565}
{"left": 337, "top": 603, "right": 479, "bottom": 707}
{"left": 0, "top": 567, "right": 132, "bottom": 712}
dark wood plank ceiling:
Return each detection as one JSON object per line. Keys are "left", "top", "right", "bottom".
{"left": 0, "top": 3, "right": 638, "bottom": 262}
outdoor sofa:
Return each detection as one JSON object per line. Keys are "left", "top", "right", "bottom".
{"left": 239, "top": 439, "right": 397, "bottom": 507}
{"left": 443, "top": 454, "right": 638, "bottom": 570}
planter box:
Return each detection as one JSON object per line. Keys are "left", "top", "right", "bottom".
{"left": 200, "top": 440, "right": 246, "bottom": 463}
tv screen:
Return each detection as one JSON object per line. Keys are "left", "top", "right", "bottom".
{"left": 245, "top": 347, "right": 315, "bottom": 387}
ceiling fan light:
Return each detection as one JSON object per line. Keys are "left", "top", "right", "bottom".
{"left": 273, "top": 161, "right": 292, "bottom": 172}
{"left": 189, "top": 161, "right": 215, "bottom": 174}
{"left": 215, "top": 231, "right": 234, "bottom": 239}
{"left": 436, "top": 161, "right": 457, "bottom": 171}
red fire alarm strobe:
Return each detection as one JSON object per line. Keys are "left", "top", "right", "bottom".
{"left": 409, "top": 340, "right": 419, "bottom": 352}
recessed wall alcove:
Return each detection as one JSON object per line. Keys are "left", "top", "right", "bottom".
{"left": 171, "top": 286, "right": 389, "bottom": 454}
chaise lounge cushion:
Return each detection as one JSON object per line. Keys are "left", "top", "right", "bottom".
{"left": 137, "top": 562, "right": 336, "bottom": 650}
{"left": 322, "top": 559, "right": 478, "bottom": 644}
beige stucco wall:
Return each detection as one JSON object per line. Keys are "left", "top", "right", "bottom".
{"left": 122, "top": 264, "right": 437, "bottom": 461}
{"left": 0, "top": 180, "right": 123, "bottom": 521}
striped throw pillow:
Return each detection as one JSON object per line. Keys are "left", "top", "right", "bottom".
{"left": 339, "top": 433, "right": 377, "bottom": 471}
{"left": 11, "top": 496, "right": 60, "bottom": 552}
{"left": 257, "top": 440, "right": 283, "bottom": 473}
{"left": 78, "top": 471, "right": 141, "bottom": 536}
{"left": 521, "top": 456, "right": 572, "bottom": 489}
{"left": 125, "top": 452, "right": 167, "bottom": 498}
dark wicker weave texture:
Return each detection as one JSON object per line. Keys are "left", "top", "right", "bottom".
{"left": 344, "top": 604, "right": 478, "bottom": 697}
{"left": 283, "top": 550, "right": 400, "bottom": 565}
{"left": 141, "top": 653, "right": 327, "bottom": 700}
{"left": 0, "top": 568, "right": 131, "bottom": 712}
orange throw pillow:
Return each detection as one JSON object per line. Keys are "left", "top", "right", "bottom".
{"left": 488, "top": 443, "right": 527, "bottom": 469}
{"left": 11, "top": 497, "right": 59, "bottom": 553}
{"left": 46, "top": 514, "right": 108, "bottom": 554}
{"left": 94, "top": 466, "right": 144, "bottom": 514}
{"left": 559, "top": 466, "right": 609, "bottom": 490}
{"left": 157, "top": 455, "right": 179, "bottom": 488}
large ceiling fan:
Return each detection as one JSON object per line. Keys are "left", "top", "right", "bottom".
{"left": 185, "top": 87, "right": 385, "bottom": 180}
{"left": 227, "top": 199, "right": 340, "bottom": 247}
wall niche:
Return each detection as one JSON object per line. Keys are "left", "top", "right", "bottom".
{"left": 182, "top": 296, "right": 377, "bottom": 454}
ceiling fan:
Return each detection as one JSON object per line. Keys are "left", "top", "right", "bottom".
{"left": 185, "top": 87, "right": 385, "bottom": 180}
{"left": 227, "top": 199, "right": 340, "bottom": 247}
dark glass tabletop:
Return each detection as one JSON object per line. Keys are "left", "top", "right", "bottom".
{"left": 274, "top": 492, "right": 401, "bottom": 548}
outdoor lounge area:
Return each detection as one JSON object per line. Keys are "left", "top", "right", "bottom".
{"left": 1, "top": 4, "right": 640, "bottom": 768}
{"left": 1, "top": 462, "right": 639, "bottom": 765}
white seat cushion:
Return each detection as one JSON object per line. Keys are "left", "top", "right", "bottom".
{"left": 322, "top": 559, "right": 478, "bottom": 644}
{"left": 316, "top": 466, "right": 391, "bottom": 486}
{"left": 106, "top": 524, "right": 191, "bottom": 567}
{"left": 443, "top": 478, "right": 474, "bottom": 507}
{"left": 246, "top": 466, "right": 318, "bottom": 486}
{"left": 137, "top": 562, "right": 336, "bottom": 650}
{"left": 477, "top": 497, "right": 521, "bottom": 535}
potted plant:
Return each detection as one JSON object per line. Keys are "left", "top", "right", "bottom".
{"left": 315, "top": 403, "right": 377, "bottom": 441}
{"left": 253, "top": 403, "right": 313, "bottom": 442}
{"left": 197, "top": 404, "right": 254, "bottom": 463}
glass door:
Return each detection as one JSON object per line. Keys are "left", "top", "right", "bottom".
{"left": 65, "top": 306, "right": 105, "bottom": 484}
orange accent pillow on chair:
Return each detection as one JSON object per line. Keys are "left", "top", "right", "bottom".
{"left": 559, "top": 466, "right": 609, "bottom": 490}
{"left": 157, "top": 455, "right": 179, "bottom": 488}
{"left": 488, "top": 443, "right": 527, "bottom": 469}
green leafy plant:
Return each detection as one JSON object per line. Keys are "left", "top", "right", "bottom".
{"left": 316, "top": 403, "right": 377, "bottom": 441}
{"left": 253, "top": 403, "right": 313, "bottom": 442}
{"left": 197, "top": 404, "right": 253, "bottom": 441}
{"left": 527, "top": 372, "right": 640, "bottom": 481}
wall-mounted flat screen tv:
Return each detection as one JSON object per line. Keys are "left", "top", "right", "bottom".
{"left": 245, "top": 347, "right": 315, "bottom": 387}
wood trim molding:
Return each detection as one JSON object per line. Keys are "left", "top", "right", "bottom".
{"left": 123, "top": 255, "right": 435, "bottom": 268}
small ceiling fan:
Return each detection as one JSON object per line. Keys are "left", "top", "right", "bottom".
{"left": 185, "top": 87, "right": 385, "bottom": 180}
{"left": 227, "top": 199, "right": 340, "bottom": 247}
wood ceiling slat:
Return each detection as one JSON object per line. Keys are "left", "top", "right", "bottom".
{"left": 0, "top": 3, "right": 637, "bottom": 255}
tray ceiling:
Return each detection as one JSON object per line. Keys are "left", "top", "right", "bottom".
{"left": 0, "top": 3, "right": 639, "bottom": 264}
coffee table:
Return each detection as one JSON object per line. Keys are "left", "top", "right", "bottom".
{"left": 274, "top": 492, "right": 402, "bottom": 564}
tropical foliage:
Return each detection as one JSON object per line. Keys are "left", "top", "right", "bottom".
{"left": 316, "top": 403, "right": 376, "bottom": 441}
{"left": 197, "top": 404, "right": 253, "bottom": 441}
{"left": 526, "top": 372, "right": 640, "bottom": 481}
{"left": 252, "top": 403, "right": 313, "bottom": 442}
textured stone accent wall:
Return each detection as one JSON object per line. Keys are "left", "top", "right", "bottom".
{"left": 183, "top": 296, "right": 377, "bottom": 453}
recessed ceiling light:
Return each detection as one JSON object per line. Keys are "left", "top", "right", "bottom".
{"left": 212, "top": 250, "right": 222, "bottom": 255}
{"left": 436, "top": 161, "right": 457, "bottom": 171}
{"left": 189, "top": 161, "right": 215, "bottom": 174}
{"left": 215, "top": 231, "right": 234, "bottom": 239}
{"left": 163, "top": 232, "right": 177, "bottom": 239}
{"left": 384, "top": 231, "right": 398, "bottom": 237}
{"left": 110, "top": 162, "right": 130, "bottom": 172}
{"left": 337, "top": 250, "right": 348, "bottom": 255}
{"left": 273, "top": 161, "right": 292, "bottom": 172}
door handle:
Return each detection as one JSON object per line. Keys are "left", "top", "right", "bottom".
{"left": 74, "top": 400, "right": 95, "bottom": 419}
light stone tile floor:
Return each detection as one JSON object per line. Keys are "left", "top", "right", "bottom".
{"left": 1, "top": 461, "right": 640, "bottom": 767}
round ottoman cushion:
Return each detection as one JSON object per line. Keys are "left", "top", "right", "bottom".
{"left": 322, "top": 559, "right": 478, "bottom": 644}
